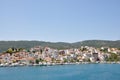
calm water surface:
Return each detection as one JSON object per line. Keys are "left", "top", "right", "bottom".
{"left": 0, "top": 64, "right": 120, "bottom": 80}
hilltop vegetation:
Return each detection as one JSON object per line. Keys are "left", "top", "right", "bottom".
{"left": 0, "top": 40, "right": 120, "bottom": 52}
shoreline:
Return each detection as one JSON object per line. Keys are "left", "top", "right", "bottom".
{"left": 0, "top": 62, "right": 120, "bottom": 67}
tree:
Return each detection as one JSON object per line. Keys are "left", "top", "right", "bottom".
{"left": 39, "top": 58, "right": 43, "bottom": 62}
{"left": 35, "top": 59, "right": 39, "bottom": 64}
{"left": 63, "top": 58, "right": 68, "bottom": 63}
{"left": 106, "top": 53, "right": 120, "bottom": 61}
{"left": 6, "top": 48, "right": 13, "bottom": 54}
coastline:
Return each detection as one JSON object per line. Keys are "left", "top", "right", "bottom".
{"left": 0, "top": 61, "right": 120, "bottom": 67}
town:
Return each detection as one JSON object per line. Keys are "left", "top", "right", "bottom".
{"left": 0, "top": 46, "right": 120, "bottom": 67}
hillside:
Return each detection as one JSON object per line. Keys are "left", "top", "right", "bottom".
{"left": 0, "top": 40, "right": 120, "bottom": 52}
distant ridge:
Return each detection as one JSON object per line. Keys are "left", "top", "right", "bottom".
{"left": 0, "top": 40, "right": 120, "bottom": 52}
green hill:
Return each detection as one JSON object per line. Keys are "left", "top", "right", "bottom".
{"left": 0, "top": 40, "right": 120, "bottom": 52}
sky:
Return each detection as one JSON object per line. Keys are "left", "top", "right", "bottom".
{"left": 0, "top": 0, "right": 120, "bottom": 42}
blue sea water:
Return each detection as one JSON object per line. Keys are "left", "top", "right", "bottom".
{"left": 0, "top": 64, "right": 120, "bottom": 80}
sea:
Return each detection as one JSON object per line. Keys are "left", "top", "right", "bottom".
{"left": 0, "top": 64, "right": 120, "bottom": 80}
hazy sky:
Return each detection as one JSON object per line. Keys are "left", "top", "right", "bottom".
{"left": 0, "top": 0, "right": 120, "bottom": 42}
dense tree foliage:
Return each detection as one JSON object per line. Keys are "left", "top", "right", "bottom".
{"left": 106, "top": 53, "right": 120, "bottom": 61}
{"left": 0, "top": 40, "right": 120, "bottom": 52}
